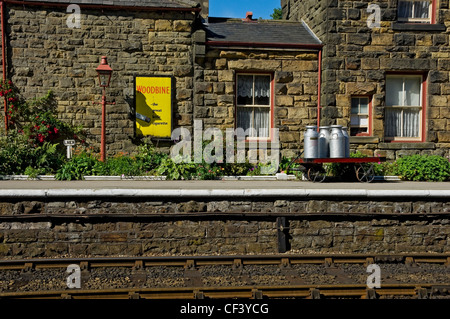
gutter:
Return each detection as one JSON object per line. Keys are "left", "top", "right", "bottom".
{"left": 1, "top": 0, "right": 202, "bottom": 12}
{"left": 206, "top": 40, "right": 323, "bottom": 50}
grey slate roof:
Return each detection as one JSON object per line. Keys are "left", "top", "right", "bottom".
{"left": 22, "top": 0, "right": 200, "bottom": 8}
{"left": 204, "top": 17, "right": 322, "bottom": 47}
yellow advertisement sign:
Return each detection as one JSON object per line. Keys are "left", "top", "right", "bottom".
{"left": 135, "top": 76, "right": 173, "bottom": 138}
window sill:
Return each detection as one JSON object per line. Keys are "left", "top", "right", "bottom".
{"left": 392, "top": 22, "right": 446, "bottom": 32}
{"left": 378, "top": 142, "right": 435, "bottom": 150}
{"left": 349, "top": 136, "right": 379, "bottom": 144}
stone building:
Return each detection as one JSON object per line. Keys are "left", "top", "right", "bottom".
{"left": 0, "top": 0, "right": 203, "bottom": 155}
{"left": 2, "top": 0, "right": 448, "bottom": 161}
{"left": 193, "top": 15, "right": 322, "bottom": 158}
{"left": 282, "top": 0, "right": 450, "bottom": 159}
{"left": 0, "top": 0, "right": 326, "bottom": 160}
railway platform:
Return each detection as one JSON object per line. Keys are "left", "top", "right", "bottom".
{"left": 0, "top": 180, "right": 448, "bottom": 199}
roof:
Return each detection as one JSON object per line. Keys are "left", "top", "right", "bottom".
{"left": 203, "top": 17, "right": 322, "bottom": 48}
{"left": 11, "top": 0, "right": 200, "bottom": 9}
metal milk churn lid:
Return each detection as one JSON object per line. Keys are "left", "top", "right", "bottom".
{"left": 318, "top": 126, "right": 330, "bottom": 158}
{"left": 329, "top": 125, "right": 345, "bottom": 158}
{"left": 303, "top": 125, "right": 318, "bottom": 159}
{"left": 341, "top": 126, "right": 350, "bottom": 158}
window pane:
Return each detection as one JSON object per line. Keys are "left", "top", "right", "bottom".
{"left": 254, "top": 75, "right": 270, "bottom": 105}
{"left": 351, "top": 98, "right": 359, "bottom": 114}
{"left": 386, "top": 77, "right": 403, "bottom": 106}
{"left": 404, "top": 77, "right": 421, "bottom": 106}
{"left": 359, "top": 116, "right": 369, "bottom": 126}
{"left": 350, "top": 115, "right": 360, "bottom": 126}
{"left": 385, "top": 108, "right": 402, "bottom": 137}
{"left": 414, "top": 1, "right": 429, "bottom": 18}
{"left": 350, "top": 127, "right": 368, "bottom": 136}
{"left": 398, "top": 1, "right": 413, "bottom": 19}
{"left": 359, "top": 98, "right": 369, "bottom": 114}
{"left": 237, "top": 75, "right": 253, "bottom": 105}
{"left": 237, "top": 107, "right": 252, "bottom": 133}
{"left": 403, "top": 108, "right": 420, "bottom": 137}
{"left": 254, "top": 107, "right": 270, "bottom": 137}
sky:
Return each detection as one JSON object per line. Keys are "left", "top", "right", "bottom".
{"left": 209, "top": 0, "right": 282, "bottom": 19}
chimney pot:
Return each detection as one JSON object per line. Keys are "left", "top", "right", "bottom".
{"left": 244, "top": 11, "right": 253, "bottom": 21}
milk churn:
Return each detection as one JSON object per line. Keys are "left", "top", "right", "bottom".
{"left": 303, "top": 125, "right": 318, "bottom": 158}
{"left": 329, "top": 125, "right": 345, "bottom": 158}
{"left": 341, "top": 126, "right": 350, "bottom": 158}
{"left": 318, "top": 126, "right": 330, "bottom": 158}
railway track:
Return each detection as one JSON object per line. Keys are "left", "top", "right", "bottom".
{"left": 0, "top": 254, "right": 449, "bottom": 299}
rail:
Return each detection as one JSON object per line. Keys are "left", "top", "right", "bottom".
{"left": 0, "top": 254, "right": 448, "bottom": 299}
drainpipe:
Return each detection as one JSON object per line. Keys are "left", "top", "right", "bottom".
{"left": 1, "top": 0, "right": 7, "bottom": 133}
{"left": 317, "top": 48, "right": 322, "bottom": 131}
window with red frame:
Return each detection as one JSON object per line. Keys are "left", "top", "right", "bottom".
{"left": 385, "top": 74, "right": 424, "bottom": 141}
{"left": 350, "top": 96, "right": 371, "bottom": 136}
{"left": 236, "top": 74, "right": 272, "bottom": 139}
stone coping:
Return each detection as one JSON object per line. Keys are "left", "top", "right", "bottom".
{"left": 0, "top": 187, "right": 448, "bottom": 199}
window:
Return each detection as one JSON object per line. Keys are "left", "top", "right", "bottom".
{"left": 385, "top": 75, "right": 423, "bottom": 141}
{"left": 350, "top": 96, "right": 371, "bottom": 136}
{"left": 398, "top": 0, "right": 432, "bottom": 23}
{"left": 236, "top": 74, "right": 272, "bottom": 139}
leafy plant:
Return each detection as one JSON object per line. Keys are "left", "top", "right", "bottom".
{"left": 392, "top": 154, "right": 450, "bottom": 182}
{"left": 156, "top": 155, "right": 197, "bottom": 180}
{"left": 0, "top": 132, "right": 64, "bottom": 175}
{"left": 55, "top": 152, "right": 98, "bottom": 180}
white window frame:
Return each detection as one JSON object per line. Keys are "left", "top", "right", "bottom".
{"left": 385, "top": 74, "right": 423, "bottom": 141}
{"left": 398, "top": 0, "right": 432, "bottom": 23}
{"left": 236, "top": 73, "right": 273, "bottom": 141}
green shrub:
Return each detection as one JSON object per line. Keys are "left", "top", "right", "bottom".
{"left": 55, "top": 152, "right": 98, "bottom": 180}
{"left": 156, "top": 155, "right": 197, "bottom": 180}
{"left": 0, "top": 132, "right": 64, "bottom": 175}
{"left": 392, "top": 154, "right": 450, "bottom": 182}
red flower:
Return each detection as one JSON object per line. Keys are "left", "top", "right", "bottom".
{"left": 54, "top": 127, "right": 59, "bottom": 134}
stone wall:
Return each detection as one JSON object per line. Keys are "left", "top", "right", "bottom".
{"left": 194, "top": 48, "right": 319, "bottom": 158}
{"left": 4, "top": 5, "right": 197, "bottom": 155}
{"left": 0, "top": 197, "right": 448, "bottom": 258}
{"left": 283, "top": 0, "right": 450, "bottom": 159}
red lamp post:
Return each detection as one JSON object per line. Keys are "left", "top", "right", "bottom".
{"left": 95, "top": 56, "right": 113, "bottom": 162}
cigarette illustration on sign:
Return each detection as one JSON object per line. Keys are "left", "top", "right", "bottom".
{"left": 135, "top": 76, "right": 174, "bottom": 138}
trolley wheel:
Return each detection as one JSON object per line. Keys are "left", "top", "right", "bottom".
{"left": 355, "top": 165, "right": 375, "bottom": 183}
{"left": 307, "top": 167, "right": 326, "bottom": 183}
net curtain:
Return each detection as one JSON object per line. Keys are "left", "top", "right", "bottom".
{"left": 398, "top": 1, "right": 430, "bottom": 19}
{"left": 237, "top": 75, "right": 270, "bottom": 137}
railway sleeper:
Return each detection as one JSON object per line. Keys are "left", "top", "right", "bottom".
{"left": 431, "top": 285, "right": 450, "bottom": 296}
